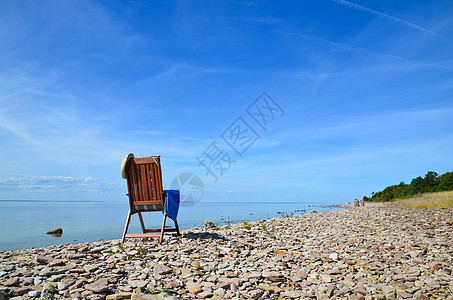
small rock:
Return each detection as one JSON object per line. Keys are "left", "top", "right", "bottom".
{"left": 197, "top": 291, "right": 213, "bottom": 299}
{"left": 46, "top": 228, "right": 63, "bottom": 235}
{"left": 284, "top": 290, "right": 301, "bottom": 298}
{"left": 186, "top": 282, "right": 202, "bottom": 295}
{"left": 266, "top": 275, "right": 285, "bottom": 282}
{"left": 57, "top": 282, "right": 68, "bottom": 291}
{"left": 428, "top": 261, "right": 442, "bottom": 270}
{"left": 354, "top": 287, "right": 367, "bottom": 296}
{"left": 42, "top": 283, "right": 56, "bottom": 292}
{"left": 41, "top": 289, "right": 54, "bottom": 300}
{"left": 202, "top": 221, "right": 216, "bottom": 229}
{"left": 248, "top": 271, "right": 261, "bottom": 279}
{"left": 230, "top": 283, "right": 237, "bottom": 292}
{"left": 84, "top": 282, "right": 110, "bottom": 293}
{"left": 28, "top": 291, "right": 40, "bottom": 298}
{"left": 69, "top": 279, "right": 85, "bottom": 290}
{"left": 329, "top": 253, "right": 339, "bottom": 260}
{"left": 35, "top": 256, "right": 54, "bottom": 265}
{"left": 231, "top": 278, "right": 243, "bottom": 287}
{"left": 249, "top": 289, "right": 264, "bottom": 299}
{"left": 83, "top": 265, "right": 99, "bottom": 273}
{"left": 106, "top": 293, "right": 132, "bottom": 300}
{"left": 12, "top": 287, "right": 32, "bottom": 296}
{"left": 0, "top": 291, "right": 9, "bottom": 300}
{"left": 130, "top": 292, "right": 152, "bottom": 300}
{"left": 214, "top": 282, "right": 230, "bottom": 290}
{"left": 4, "top": 277, "right": 20, "bottom": 287}
{"left": 214, "top": 288, "right": 225, "bottom": 297}
{"left": 128, "top": 280, "right": 147, "bottom": 288}
{"left": 224, "top": 270, "right": 236, "bottom": 278}
{"left": 397, "top": 289, "right": 412, "bottom": 299}
{"left": 47, "top": 260, "right": 64, "bottom": 267}
{"left": 326, "top": 268, "right": 341, "bottom": 275}
{"left": 153, "top": 264, "right": 172, "bottom": 275}
{"left": 66, "top": 253, "right": 86, "bottom": 259}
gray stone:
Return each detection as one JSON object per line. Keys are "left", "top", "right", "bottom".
{"left": 249, "top": 289, "right": 263, "bottom": 299}
{"left": 12, "top": 288, "right": 31, "bottom": 296}
{"left": 0, "top": 291, "right": 9, "bottom": 300}
{"left": 128, "top": 280, "right": 147, "bottom": 288}
{"left": 84, "top": 282, "right": 110, "bottom": 293}
{"left": 46, "top": 228, "right": 63, "bottom": 235}
{"left": 41, "top": 289, "right": 54, "bottom": 300}
{"left": 105, "top": 293, "right": 132, "bottom": 300}
{"left": 329, "top": 252, "right": 339, "bottom": 260}
{"left": 284, "top": 291, "right": 301, "bottom": 298}
{"left": 197, "top": 291, "right": 212, "bottom": 299}
{"left": 57, "top": 282, "right": 68, "bottom": 291}
{"left": 202, "top": 221, "right": 216, "bottom": 229}
{"left": 214, "top": 288, "right": 225, "bottom": 297}
{"left": 83, "top": 265, "right": 99, "bottom": 273}
{"left": 153, "top": 264, "right": 172, "bottom": 276}
{"left": 4, "top": 277, "right": 19, "bottom": 287}
{"left": 28, "top": 291, "right": 40, "bottom": 298}
{"left": 248, "top": 271, "right": 261, "bottom": 279}
{"left": 35, "top": 256, "right": 54, "bottom": 265}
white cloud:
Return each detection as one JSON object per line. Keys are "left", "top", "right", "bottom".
{"left": 0, "top": 176, "right": 112, "bottom": 193}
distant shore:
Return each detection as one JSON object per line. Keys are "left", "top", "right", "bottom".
{"left": 1, "top": 202, "right": 452, "bottom": 299}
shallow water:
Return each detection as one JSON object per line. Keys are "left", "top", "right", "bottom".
{"left": 0, "top": 200, "right": 341, "bottom": 251}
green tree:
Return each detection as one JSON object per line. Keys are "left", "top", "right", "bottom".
{"left": 410, "top": 176, "right": 424, "bottom": 195}
{"left": 422, "top": 171, "right": 438, "bottom": 192}
{"left": 366, "top": 170, "right": 452, "bottom": 202}
{"left": 437, "top": 172, "right": 453, "bottom": 191}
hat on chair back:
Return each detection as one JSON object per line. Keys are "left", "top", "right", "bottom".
{"left": 121, "top": 153, "right": 134, "bottom": 179}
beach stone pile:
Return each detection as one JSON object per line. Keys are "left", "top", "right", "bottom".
{"left": 1, "top": 202, "right": 452, "bottom": 300}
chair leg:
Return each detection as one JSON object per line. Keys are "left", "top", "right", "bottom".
{"left": 174, "top": 219, "right": 181, "bottom": 235}
{"left": 121, "top": 210, "right": 132, "bottom": 243}
{"left": 159, "top": 214, "right": 167, "bottom": 243}
{"left": 138, "top": 212, "right": 146, "bottom": 233}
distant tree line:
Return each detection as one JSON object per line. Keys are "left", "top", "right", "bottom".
{"left": 363, "top": 171, "right": 453, "bottom": 202}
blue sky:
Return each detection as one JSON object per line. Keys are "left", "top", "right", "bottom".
{"left": 1, "top": 0, "right": 452, "bottom": 204}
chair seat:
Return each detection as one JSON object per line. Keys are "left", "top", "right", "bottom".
{"left": 133, "top": 204, "right": 163, "bottom": 211}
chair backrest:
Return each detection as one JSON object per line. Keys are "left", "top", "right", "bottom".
{"left": 125, "top": 156, "right": 164, "bottom": 211}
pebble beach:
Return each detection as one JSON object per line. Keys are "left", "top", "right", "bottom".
{"left": 1, "top": 202, "right": 452, "bottom": 300}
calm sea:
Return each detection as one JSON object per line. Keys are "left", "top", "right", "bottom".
{"left": 0, "top": 200, "right": 342, "bottom": 251}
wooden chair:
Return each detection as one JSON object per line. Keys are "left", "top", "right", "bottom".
{"left": 121, "top": 156, "right": 180, "bottom": 243}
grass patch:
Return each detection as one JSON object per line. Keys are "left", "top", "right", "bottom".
{"left": 396, "top": 191, "right": 453, "bottom": 209}
{"left": 243, "top": 221, "right": 251, "bottom": 229}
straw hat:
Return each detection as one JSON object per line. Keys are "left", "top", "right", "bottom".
{"left": 121, "top": 153, "right": 134, "bottom": 179}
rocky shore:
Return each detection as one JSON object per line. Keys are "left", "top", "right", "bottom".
{"left": 1, "top": 202, "right": 452, "bottom": 300}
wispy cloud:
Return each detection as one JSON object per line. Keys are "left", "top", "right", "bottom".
{"left": 299, "top": 108, "right": 453, "bottom": 141}
{"left": 136, "top": 62, "right": 239, "bottom": 86}
{"left": 262, "top": 27, "right": 452, "bottom": 71}
{"left": 0, "top": 176, "right": 112, "bottom": 193}
{"left": 332, "top": 0, "right": 441, "bottom": 37}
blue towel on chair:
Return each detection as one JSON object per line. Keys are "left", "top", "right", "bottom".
{"left": 164, "top": 190, "right": 180, "bottom": 221}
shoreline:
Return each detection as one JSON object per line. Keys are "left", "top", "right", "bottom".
{"left": 1, "top": 202, "right": 452, "bottom": 299}
{"left": 0, "top": 202, "right": 338, "bottom": 253}
{"left": 0, "top": 201, "right": 339, "bottom": 252}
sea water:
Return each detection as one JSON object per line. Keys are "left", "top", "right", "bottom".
{"left": 0, "top": 200, "right": 341, "bottom": 251}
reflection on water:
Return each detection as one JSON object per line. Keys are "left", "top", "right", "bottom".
{"left": 47, "top": 232, "right": 63, "bottom": 238}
